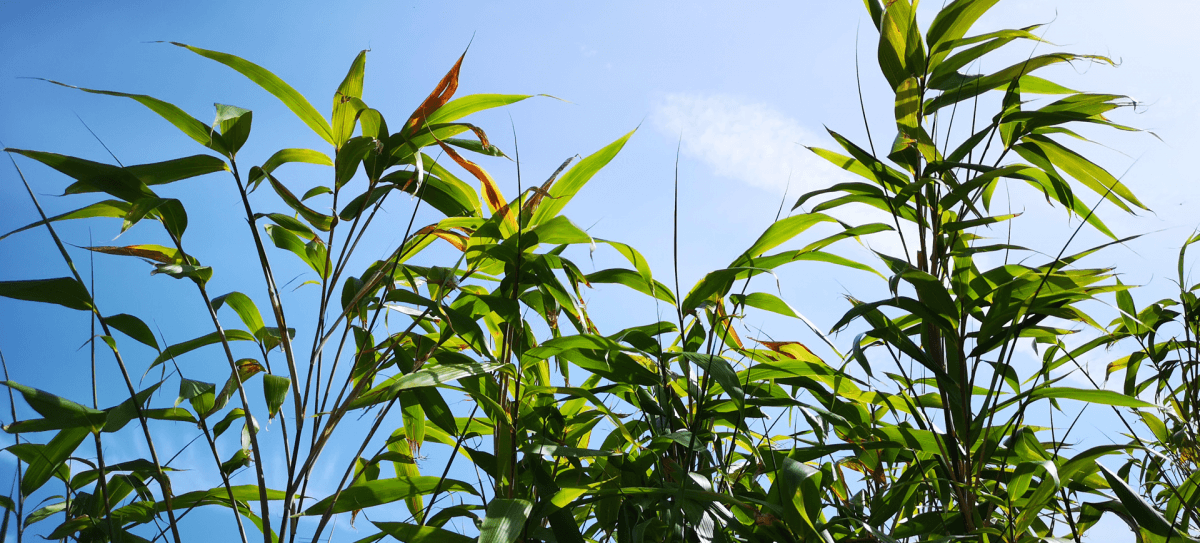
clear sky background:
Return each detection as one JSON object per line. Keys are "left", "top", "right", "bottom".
{"left": 1, "top": 1, "right": 1197, "bottom": 541}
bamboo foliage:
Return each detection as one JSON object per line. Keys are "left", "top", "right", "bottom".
{"left": 0, "top": 1, "right": 1184, "bottom": 542}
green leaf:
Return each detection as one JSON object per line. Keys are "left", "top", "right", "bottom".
{"left": 210, "top": 291, "right": 266, "bottom": 337}
{"left": 372, "top": 522, "right": 474, "bottom": 543}
{"left": 151, "top": 263, "right": 212, "bottom": 284}
{"left": 926, "top": 53, "right": 1110, "bottom": 112}
{"left": 34, "top": 79, "right": 228, "bottom": 154}
{"left": 102, "top": 382, "right": 164, "bottom": 433}
{"left": 425, "top": 94, "right": 533, "bottom": 126}
{"left": 1, "top": 381, "right": 106, "bottom": 432}
{"left": 302, "top": 186, "right": 332, "bottom": 201}
{"left": 733, "top": 213, "right": 837, "bottom": 265}
{"left": 0, "top": 278, "right": 92, "bottom": 311}
{"left": 0, "top": 200, "right": 131, "bottom": 241}
{"left": 265, "top": 225, "right": 327, "bottom": 278}
{"left": 171, "top": 42, "right": 334, "bottom": 145}
{"left": 177, "top": 378, "right": 216, "bottom": 415}
{"left": 1017, "top": 134, "right": 1147, "bottom": 212}
{"left": 20, "top": 501, "right": 60, "bottom": 527}
{"left": 149, "top": 329, "right": 256, "bottom": 372}
{"left": 261, "top": 172, "right": 334, "bottom": 231}
{"left": 124, "top": 154, "right": 228, "bottom": 186}
{"left": 212, "top": 408, "right": 247, "bottom": 438}
{"left": 333, "top": 50, "right": 368, "bottom": 148}
{"left": 528, "top": 130, "right": 635, "bottom": 226}
{"left": 6, "top": 149, "right": 153, "bottom": 203}
{"left": 208, "top": 359, "right": 265, "bottom": 416}
{"left": 16, "top": 427, "right": 89, "bottom": 495}
{"left": 731, "top": 292, "right": 801, "bottom": 319}
{"left": 479, "top": 499, "right": 533, "bottom": 543}
{"left": 1028, "top": 387, "right": 1155, "bottom": 408}
{"left": 260, "top": 213, "right": 317, "bottom": 241}
{"left": 262, "top": 374, "right": 290, "bottom": 420}
{"left": 247, "top": 148, "right": 333, "bottom": 190}
{"left": 1098, "top": 463, "right": 1178, "bottom": 539}
{"left": 300, "top": 477, "right": 477, "bottom": 515}
{"left": 349, "top": 361, "right": 506, "bottom": 410}
{"left": 925, "top": 0, "right": 1001, "bottom": 68}
{"left": 584, "top": 269, "right": 677, "bottom": 306}
{"left": 102, "top": 313, "right": 159, "bottom": 350}
{"left": 876, "top": 0, "right": 924, "bottom": 90}
{"left": 681, "top": 353, "right": 743, "bottom": 404}
{"left": 213, "top": 104, "right": 252, "bottom": 156}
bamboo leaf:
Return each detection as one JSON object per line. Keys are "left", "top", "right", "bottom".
{"left": 124, "top": 154, "right": 228, "bottom": 186}
{"left": 584, "top": 269, "right": 677, "bottom": 306}
{"left": 102, "top": 313, "right": 159, "bottom": 350}
{"left": 247, "top": 148, "right": 333, "bottom": 190}
{"left": 332, "top": 50, "right": 368, "bottom": 148}
{"left": 925, "top": 0, "right": 1002, "bottom": 68}
{"left": 210, "top": 292, "right": 266, "bottom": 337}
{"left": 170, "top": 42, "right": 334, "bottom": 145}
{"left": 1028, "top": 387, "right": 1155, "bottom": 408}
{"left": 425, "top": 94, "right": 533, "bottom": 126}
{"left": 300, "top": 477, "right": 477, "bottom": 515}
{"left": 262, "top": 374, "right": 290, "bottom": 421}
{"left": 0, "top": 278, "right": 92, "bottom": 311}
{"left": 15, "top": 427, "right": 89, "bottom": 495}
{"left": 0, "top": 200, "right": 131, "bottom": 241}
{"left": 85, "top": 244, "right": 178, "bottom": 264}
{"left": 261, "top": 172, "right": 334, "bottom": 231}
{"left": 529, "top": 130, "right": 635, "bottom": 227}
{"left": 6, "top": 149, "right": 154, "bottom": 202}
{"left": 479, "top": 499, "right": 533, "bottom": 543}
{"left": 34, "top": 79, "right": 229, "bottom": 154}
{"left": 1017, "top": 134, "right": 1148, "bottom": 212}
{"left": 734, "top": 213, "right": 838, "bottom": 265}
{"left": 372, "top": 522, "right": 474, "bottom": 543}
{"left": 149, "top": 330, "right": 256, "bottom": 372}
{"left": 1098, "top": 463, "right": 1178, "bottom": 539}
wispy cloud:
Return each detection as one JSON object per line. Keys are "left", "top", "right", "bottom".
{"left": 650, "top": 93, "right": 849, "bottom": 193}
{"left": 651, "top": 93, "right": 917, "bottom": 261}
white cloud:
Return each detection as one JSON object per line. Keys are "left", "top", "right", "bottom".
{"left": 651, "top": 93, "right": 913, "bottom": 260}
{"left": 650, "top": 93, "right": 850, "bottom": 193}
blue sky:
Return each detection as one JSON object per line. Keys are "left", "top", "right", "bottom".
{"left": 2, "top": 0, "right": 1198, "bottom": 540}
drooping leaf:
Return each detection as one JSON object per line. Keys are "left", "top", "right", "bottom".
{"left": 213, "top": 104, "right": 253, "bottom": 156}
{"left": 210, "top": 292, "right": 266, "bottom": 337}
{"left": 262, "top": 374, "right": 290, "bottom": 420}
{"left": 247, "top": 148, "right": 333, "bottom": 190}
{"left": 102, "top": 313, "right": 159, "bottom": 350}
{"left": 1098, "top": 463, "right": 1178, "bottom": 539}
